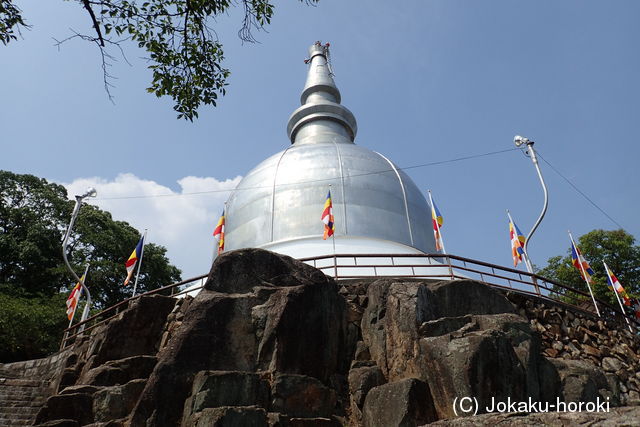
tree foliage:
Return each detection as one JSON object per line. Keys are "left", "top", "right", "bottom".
{"left": 0, "top": 0, "right": 27, "bottom": 45}
{"left": 0, "top": 0, "right": 318, "bottom": 120}
{"left": 0, "top": 170, "right": 182, "bottom": 308}
{"left": 538, "top": 229, "right": 640, "bottom": 308}
{"left": 0, "top": 292, "right": 68, "bottom": 362}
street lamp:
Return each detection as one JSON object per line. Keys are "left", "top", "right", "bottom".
{"left": 62, "top": 187, "right": 97, "bottom": 323}
{"left": 514, "top": 135, "right": 548, "bottom": 275}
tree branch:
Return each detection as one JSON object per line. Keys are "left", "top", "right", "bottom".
{"left": 81, "top": 0, "right": 105, "bottom": 47}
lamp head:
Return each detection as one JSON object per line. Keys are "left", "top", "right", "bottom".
{"left": 79, "top": 187, "right": 97, "bottom": 200}
{"left": 514, "top": 135, "right": 530, "bottom": 147}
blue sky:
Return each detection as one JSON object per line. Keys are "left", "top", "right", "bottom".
{"left": 2, "top": 0, "right": 639, "bottom": 280}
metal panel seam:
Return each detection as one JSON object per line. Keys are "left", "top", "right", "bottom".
{"left": 374, "top": 151, "right": 414, "bottom": 245}
{"left": 270, "top": 147, "right": 291, "bottom": 242}
{"left": 332, "top": 139, "right": 348, "bottom": 235}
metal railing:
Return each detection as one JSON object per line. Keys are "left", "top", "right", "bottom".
{"left": 60, "top": 274, "right": 207, "bottom": 350}
{"left": 60, "top": 253, "right": 639, "bottom": 350}
{"left": 299, "top": 253, "right": 640, "bottom": 331}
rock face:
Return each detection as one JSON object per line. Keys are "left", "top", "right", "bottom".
{"left": 430, "top": 406, "right": 640, "bottom": 426}
{"left": 131, "top": 249, "right": 347, "bottom": 426}
{"left": 359, "top": 279, "right": 540, "bottom": 421}
{"left": 507, "top": 292, "right": 640, "bottom": 407}
{"left": 2, "top": 248, "right": 637, "bottom": 426}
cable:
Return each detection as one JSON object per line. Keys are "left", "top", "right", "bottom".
{"left": 536, "top": 151, "right": 625, "bottom": 230}
{"left": 94, "top": 147, "right": 520, "bottom": 201}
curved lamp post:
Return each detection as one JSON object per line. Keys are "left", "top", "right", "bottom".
{"left": 514, "top": 135, "right": 548, "bottom": 275}
{"left": 62, "top": 187, "right": 97, "bottom": 324}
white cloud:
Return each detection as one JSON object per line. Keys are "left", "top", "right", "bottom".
{"left": 63, "top": 173, "right": 242, "bottom": 280}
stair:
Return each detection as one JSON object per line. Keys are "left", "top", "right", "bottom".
{"left": 0, "top": 378, "right": 51, "bottom": 426}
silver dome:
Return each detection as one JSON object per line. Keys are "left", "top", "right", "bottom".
{"left": 225, "top": 42, "right": 436, "bottom": 256}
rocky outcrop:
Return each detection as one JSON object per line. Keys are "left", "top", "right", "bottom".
{"left": 507, "top": 292, "right": 640, "bottom": 406}
{"left": 358, "top": 279, "right": 542, "bottom": 420}
{"left": 430, "top": 405, "right": 640, "bottom": 426}
{"left": 33, "top": 294, "right": 177, "bottom": 426}
{"left": 130, "top": 249, "right": 347, "bottom": 426}
{"left": 362, "top": 378, "right": 436, "bottom": 426}
{"left": 1, "top": 248, "right": 637, "bottom": 426}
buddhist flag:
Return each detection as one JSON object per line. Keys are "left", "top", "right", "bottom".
{"left": 213, "top": 210, "right": 225, "bottom": 254}
{"left": 509, "top": 218, "right": 526, "bottom": 267}
{"left": 603, "top": 262, "right": 631, "bottom": 306}
{"left": 322, "top": 190, "right": 335, "bottom": 240}
{"left": 570, "top": 239, "right": 595, "bottom": 284}
{"left": 66, "top": 275, "right": 85, "bottom": 321}
{"left": 429, "top": 195, "right": 444, "bottom": 252}
{"left": 124, "top": 235, "right": 145, "bottom": 286}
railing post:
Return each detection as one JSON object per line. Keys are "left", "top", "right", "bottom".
{"left": 447, "top": 255, "right": 454, "bottom": 280}
{"left": 59, "top": 331, "right": 68, "bottom": 351}
{"left": 531, "top": 273, "right": 541, "bottom": 296}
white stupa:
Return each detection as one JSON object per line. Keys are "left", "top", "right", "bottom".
{"left": 223, "top": 42, "right": 437, "bottom": 263}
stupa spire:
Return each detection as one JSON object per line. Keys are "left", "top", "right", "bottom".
{"left": 287, "top": 41, "right": 357, "bottom": 145}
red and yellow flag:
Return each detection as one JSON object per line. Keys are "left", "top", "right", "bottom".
{"left": 430, "top": 198, "right": 444, "bottom": 251}
{"left": 213, "top": 210, "right": 225, "bottom": 254}
{"left": 321, "top": 191, "right": 335, "bottom": 240}
{"left": 66, "top": 275, "right": 85, "bottom": 321}
{"left": 124, "top": 236, "right": 145, "bottom": 286}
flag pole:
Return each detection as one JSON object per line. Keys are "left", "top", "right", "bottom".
{"left": 569, "top": 230, "right": 600, "bottom": 317}
{"left": 221, "top": 202, "right": 227, "bottom": 256}
{"left": 132, "top": 229, "right": 147, "bottom": 298}
{"left": 69, "top": 263, "right": 90, "bottom": 328}
{"left": 427, "top": 190, "right": 446, "bottom": 254}
{"left": 507, "top": 210, "right": 533, "bottom": 273}
{"left": 603, "top": 261, "right": 633, "bottom": 333}
{"left": 330, "top": 185, "right": 337, "bottom": 278}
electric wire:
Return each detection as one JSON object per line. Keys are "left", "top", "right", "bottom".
{"left": 536, "top": 151, "right": 625, "bottom": 230}
{"left": 94, "top": 147, "right": 520, "bottom": 201}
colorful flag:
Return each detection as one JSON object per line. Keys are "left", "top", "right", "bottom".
{"left": 213, "top": 210, "right": 225, "bottom": 254}
{"left": 321, "top": 190, "right": 335, "bottom": 240}
{"left": 570, "top": 239, "right": 595, "bottom": 284}
{"left": 509, "top": 218, "right": 526, "bottom": 267}
{"left": 124, "top": 235, "right": 145, "bottom": 286}
{"left": 603, "top": 262, "right": 631, "bottom": 306}
{"left": 66, "top": 275, "right": 85, "bottom": 321}
{"left": 430, "top": 197, "right": 444, "bottom": 251}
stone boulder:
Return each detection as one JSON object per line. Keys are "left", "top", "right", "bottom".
{"left": 205, "top": 248, "right": 329, "bottom": 293}
{"left": 187, "top": 406, "right": 268, "bottom": 426}
{"left": 83, "top": 295, "right": 176, "bottom": 370}
{"left": 92, "top": 379, "right": 146, "bottom": 421}
{"left": 429, "top": 405, "right": 640, "bottom": 426}
{"left": 348, "top": 366, "right": 385, "bottom": 408}
{"left": 130, "top": 249, "right": 347, "bottom": 427}
{"left": 82, "top": 356, "right": 157, "bottom": 386}
{"left": 360, "top": 279, "right": 544, "bottom": 419}
{"left": 271, "top": 374, "right": 337, "bottom": 418}
{"left": 35, "top": 393, "right": 94, "bottom": 426}
{"left": 182, "top": 370, "right": 269, "bottom": 423}
{"left": 550, "top": 359, "right": 617, "bottom": 404}
{"left": 362, "top": 378, "right": 437, "bottom": 426}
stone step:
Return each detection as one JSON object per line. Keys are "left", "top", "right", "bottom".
{"left": 0, "top": 412, "right": 37, "bottom": 422}
{"left": 0, "top": 393, "right": 47, "bottom": 402}
{"left": 0, "top": 398, "right": 46, "bottom": 407}
{"left": 0, "top": 379, "right": 49, "bottom": 388}
{"left": 0, "top": 387, "right": 50, "bottom": 396}
{"left": 0, "top": 419, "right": 33, "bottom": 426}
{"left": 0, "top": 379, "right": 51, "bottom": 427}
{"left": 0, "top": 405, "right": 40, "bottom": 415}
